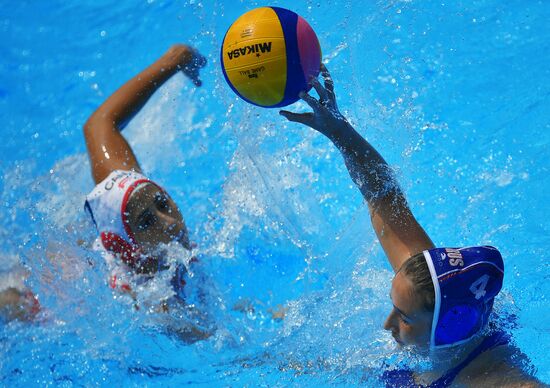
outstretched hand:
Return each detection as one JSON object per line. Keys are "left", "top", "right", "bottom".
{"left": 164, "top": 44, "right": 207, "bottom": 86}
{"left": 280, "top": 64, "right": 349, "bottom": 138}
{"left": 180, "top": 47, "right": 207, "bottom": 86}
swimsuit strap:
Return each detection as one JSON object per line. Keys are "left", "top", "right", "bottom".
{"left": 382, "top": 368, "right": 419, "bottom": 388}
{"left": 429, "top": 331, "right": 510, "bottom": 387}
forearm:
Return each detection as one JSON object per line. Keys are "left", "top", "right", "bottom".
{"left": 329, "top": 123, "right": 433, "bottom": 271}
{"left": 280, "top": 65, "right": 434, "bottom": 271}
{"left": 329, "top": 122, "right": 401, "bottom": 203}
{"left": 89, "top": 51, "right": 184, "bottom": 128}
{"left": 83, "top": 45, "right": 198, "bottom": 183}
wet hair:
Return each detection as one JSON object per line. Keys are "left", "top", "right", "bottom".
{"left": 399, "top": 252, "right": 435, "bottom": 312}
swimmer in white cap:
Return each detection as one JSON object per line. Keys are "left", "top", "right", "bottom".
{"left": 83, "top": 44, "right": 205, "bottom": 315}
{"left": 280, "top": 65, "right": 542, "bottom": 387}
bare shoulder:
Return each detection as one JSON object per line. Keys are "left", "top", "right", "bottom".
{"left": 456, "top": 343, "right": 546, "bottom": 387}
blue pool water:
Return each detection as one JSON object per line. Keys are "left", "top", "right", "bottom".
{"left": 1, "top": 0, "right": 549, "bottom": 385}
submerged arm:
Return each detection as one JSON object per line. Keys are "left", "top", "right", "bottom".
{"left": 0, "top": 287, "right": 39, "bottom": 322}
{"left": 83, "top": 45, "right": 205, "bottom": 184}
{"left": 280, "top": 65, "right": 433, "bottom": 271}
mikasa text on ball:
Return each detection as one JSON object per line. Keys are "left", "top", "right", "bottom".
{"left": 221, "top": 7, "right": 322, "bottom": 108}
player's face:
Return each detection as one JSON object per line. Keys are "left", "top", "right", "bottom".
{"left": 125, "top": 185, "right": 190, "bottom": 252}
{"left": 383, "top": 271, "right": 432, "bottom": 348}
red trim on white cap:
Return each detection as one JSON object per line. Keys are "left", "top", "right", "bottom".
{"left": 101, "top": 231, "right": 141, "bottom": 267}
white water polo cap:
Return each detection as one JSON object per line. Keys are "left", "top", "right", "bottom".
{"left": 85, "top": 170, "right": 162, "bottom": 267}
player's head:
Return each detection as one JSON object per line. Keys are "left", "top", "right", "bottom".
{"left": 384, "top": 247, "right": 504, "bottom": 349}
{"left": 124, "top": 182, "right": 189, "bottom": 251}
{"left": 85, "top": 170, "right": 191, "bottom": 271}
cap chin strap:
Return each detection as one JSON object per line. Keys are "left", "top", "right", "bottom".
{"left": 423, "top": 249, "right": 441, "bottom": 350}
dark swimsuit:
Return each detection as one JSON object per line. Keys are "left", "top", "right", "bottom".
{"left": 382, "top": 331, "right": 510, "bottom": 387}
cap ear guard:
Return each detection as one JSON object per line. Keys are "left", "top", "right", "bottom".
{"left": 100, "top": 232, "right": 141, "bottom": 268}
{"left": 424, "top": 246, "right": 504, "bottom": 349}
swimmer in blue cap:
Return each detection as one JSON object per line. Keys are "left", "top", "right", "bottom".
{"left": 83, "top": 44, "right": 206, "bottom": 339}
{"left": 280, "top": 65, "right": 542, "bottom": 386}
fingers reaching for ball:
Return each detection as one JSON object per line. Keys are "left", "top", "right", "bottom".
{"left": 279, "top": 64, "right": 349, "bottom": 137}
{"left": 298, "top": 64, "right": 339, "bottom": 114}
{"left": 310, "top": 77, "right": 329, "bottom": 106}
{"left": 279, "top": 111, "right": 314, "bottom": 126}
{"left": 320, "top": 64, "right": 336, "bottom": 102}
{"left": 299, "top": 90, "right": 322, "bottom": 111}
{"left": 309, "top": 65, "right": 337, "bottom": 110}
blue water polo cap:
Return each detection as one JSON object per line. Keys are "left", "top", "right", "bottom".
{"left": 423, "top": 246, "right": 504, "bottom": 349}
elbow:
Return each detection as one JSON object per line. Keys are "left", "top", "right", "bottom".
{"left": 83, "top": 115, "right": 101, "bottom": 144}
{"left": 83, "top": 116, "right": 93, "bottom": 137}
{"left": 83, "top": 116, "right": 94, "bottom": 145}
{"left": 83, "top": 110, "right": 116, "bottom": 139}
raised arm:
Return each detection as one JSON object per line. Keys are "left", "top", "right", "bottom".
{"left": 280, "top": 65, "right": 433, "bottom": 272}
{"left": 84, "top": 44, "right": 206, "bottom": 184}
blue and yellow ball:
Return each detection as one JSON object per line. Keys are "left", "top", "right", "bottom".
{"left": 221, "top": 7, "right": 322, "bottom": 108}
